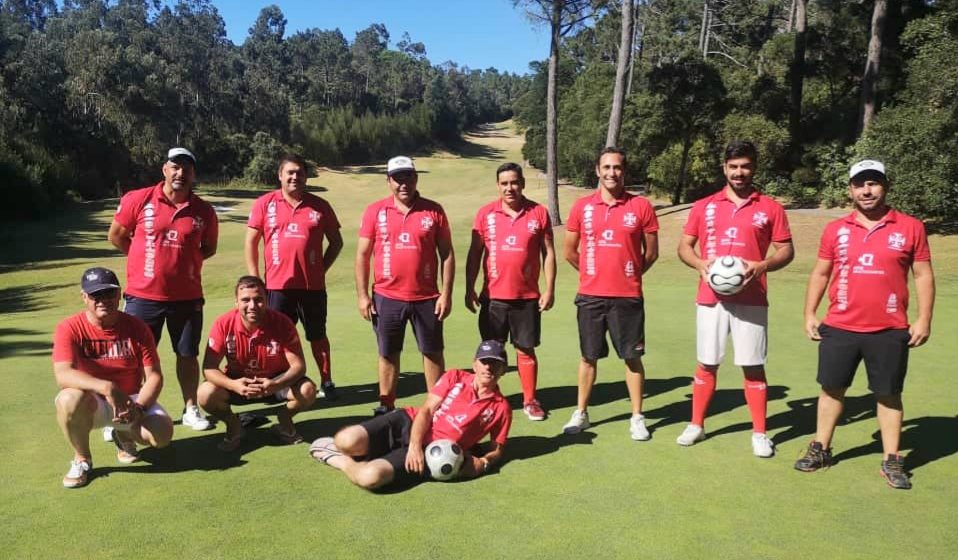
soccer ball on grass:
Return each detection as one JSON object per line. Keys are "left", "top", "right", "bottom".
{"left": 425, "top": 439, "right": 464, "bottom": 481}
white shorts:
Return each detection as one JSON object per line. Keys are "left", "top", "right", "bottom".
{"left": 696, "top": 303, "right": 768, "bottom": 367}
{"left": 54, "top": 391, "right": 170, "bottom": 430}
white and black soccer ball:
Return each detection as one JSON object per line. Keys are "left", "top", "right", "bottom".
{"left": 707, "top": 256, "right": 747, "bottom": 296}
{"left": 425, "top": 439, "right": 464, "bottom": 481}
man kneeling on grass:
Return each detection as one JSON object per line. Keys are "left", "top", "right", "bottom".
{"left": 54, "top": 267, "right": 174, "bottom": 489}
{"left": 199, "top": 275, "right": 316, "bottom": 451}
{"left": 309, "top": 340, "right": 512, "bottom": 489}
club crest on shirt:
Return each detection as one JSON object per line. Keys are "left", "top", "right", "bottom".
{"left": 752, "top": 211, "right": 768, "bottom": 228}
{"left": 887, "top": 232, "right": 906, "bottom": 251}
{"left": 527, "top": 219, "right": 540, "bottom": 233}
{"left": 623, "top": 212, "right": 637, "bottom": 227}
{"left": 481, "top": 408, "right": 495, "bottom": 425}
{"left": 309, "top": 210, "right": 320, "bottom": 223}
{"left": 420, "top": 216, "right": 434, "bottom": 231}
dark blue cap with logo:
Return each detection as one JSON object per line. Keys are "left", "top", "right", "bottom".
{"left": 81, "top": 267, "right": 121, "bottom": 294}
{"left": 474, "top": 339, "right": 508, "bottom": 366}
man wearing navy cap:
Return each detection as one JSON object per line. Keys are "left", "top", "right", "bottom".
{"left": 53, "top": 267, "right": 173, "bottom": 488}
{"left": 796, "top": 159, "right": 936, "bottom": 489}
{"left": 309, "top": 340, "right": 512, "bottom": 490}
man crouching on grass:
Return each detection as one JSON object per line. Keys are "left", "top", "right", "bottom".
{"left": 54, "top": 267, "right": 174, "bottom": 489}
{"left": 309, "top": 340, "right": 512, "bottom": 489}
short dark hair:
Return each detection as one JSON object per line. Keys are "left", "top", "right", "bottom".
{"left": 496, "top": 162, "right": 525, "bottom": 183}
{"left": 278, "top": 153, "right": 308, "bottom": 171}
{"left": 724, "top": 141, "right": 758, "bottom": 163}
{"left": 235, "top": 275, "right": 266, "bottom": 295}
{"left": 596, "top": 146, "right": 627, "bottom": 167}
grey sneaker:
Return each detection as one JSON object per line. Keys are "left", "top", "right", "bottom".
{"left": 562, "top": 410, "right": 590, "bottom": 435}
{"left": 880, "top": 454, "right": 911, "bottom": 490}
{"left": 676, "top": 424, "right": 705, "bottom": 446}
{"left": 629, "top": 414, "right": 651, "bottom": 441}
{"left": 794, "top": 441, "right": 834, "bottom": 472}
{"left": 320, "top": 380, "right": 339, "bottom": 401}
{"left": 182, "top": 405, "right": 211, "bottom": 431}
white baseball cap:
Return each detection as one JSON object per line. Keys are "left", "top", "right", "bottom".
{"left": 386, "top": 156, "right": 416, "bottom": 176}
{"left": 167, "top": 147, "right": 196, "bottom": 165}
{"left": 849, "top": 159, "right": 885, "bottom": 180}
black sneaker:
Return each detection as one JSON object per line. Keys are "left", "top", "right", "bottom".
{"left": 880, "top": 454, "right": 912, "bottom": 490}
{"left": 372, "top": 404, "right": 394, "bottom": 416}
{"left": 321, "top": 380, "right": 339, "bottom": 401}
{"left": 794, "top": 441, "right": 834, "bottom": 472}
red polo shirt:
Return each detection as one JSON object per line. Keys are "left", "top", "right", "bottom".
{"left": 207, "top": 308, "right": 303, "bottom": 379}
{"left": 52, "top": 312, "right": 159, "bottom": 396}
{"left": 247, "top": 190, "right": 341, "bottom": 290}
{"left": 114, "top": 182, "right": 218, "bottom": 301}
{"left": 566, "top": 190, "right": 659, "bottom": 297}
{"left": 819, "top": 210, "right": 930, "bottom": 333}
{"left": 472, "top": 198, "right": 553, "bottom": 300}
{"left": 683, "top": 188, "right": 791, "bottom": 306}
{"left": 358, "top": 195, "right": 452, "bottom": 301}
{"left": 405, "top": 369, "right": 512, "bottom": 449}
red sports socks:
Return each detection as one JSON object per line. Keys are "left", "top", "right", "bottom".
{"left": 743, "top": 370, "right": 768, "bottom": 433}
{"left": 691, "top": 364, "right": 717, "bottom": 426}
{"left": 516, "top": 349, "right": 538, "bottom": 404}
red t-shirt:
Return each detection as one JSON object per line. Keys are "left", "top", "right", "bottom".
{"left": 683, "top": 188, "right": 792, "bottom": 306}
{"left": 358, "top": 195, "right": 452, "bottom": 301}
{"left": 52, "top": 312, "right": 159, "bottom": 396}
{"left": 819, "top": 210, "right": 931, "bottom": 333}
{"left": 207, "top": 308, "right": 303, "bottom": 379}
{"left": 247, "top": 190, "right": 341, "bottom": 290}
{"left": 114, "top": 182, "right": 218, "bottom": 301}
{"left": 472, "top": 198, "right": 553, "bottom": 300}
{"left": 405, "top": 369, "right": 512, "bottom": 449}
{"left": 566, "top": 191, "right": 659, "bottom": 297}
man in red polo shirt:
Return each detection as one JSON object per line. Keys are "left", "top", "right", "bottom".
{"left": 108, "top": 147, "right": 218, "bottom": 433}
{"left": 465, "top": 162, "right": 556, "bottom": 421}
{"left": 562, "top": 147, "right": 659, "bottom": 440}
{"left": 246, "top": 154, "right": 344, "bottom": 401}
{"left": 53, "top": 267, "right": 174, "bottom": 488}
{"left": 199, "top": 276, "right": 315, "bottom": 451}
{"left": 355, "top": 155, "right": 455, "bottom": 415}
{"left": 795, "top": 160, "right": 935, "bottom": 490}
{"left": 676, "top": 141, "right": 793, "bottom": 457}
{"left": 309, "top": 340, "right": 512, "bottom": 489}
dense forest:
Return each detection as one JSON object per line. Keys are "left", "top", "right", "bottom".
{"left": 0, "top": 0, "right": 527, "bottom": 217}
{"left": 2, "top": 0, "right": 957, "bottom": 223}
{"left": 514, "top": 0, "right": 958, "bottom": 223}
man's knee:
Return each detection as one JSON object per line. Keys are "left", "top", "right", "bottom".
{"left": 294, "top": 379, "right": 318, "bottom": 406}
{"left": 197, "top": 382, "right": 227, "bottom": 409}
{"left": 334, "top": 425, "right": 368, "bottom": 455}
{"left": 141, "top": 415, "right": 174, "bottom": 448}
{"left": 353, "top": 463, "right": 391, "bottom": 490}
{"left": 55, "top": 388, "right": 95, "bottom": 415}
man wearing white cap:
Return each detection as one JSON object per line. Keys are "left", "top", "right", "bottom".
{"left": 108, "top": 148, "right": 218, "bottom": 433}
{"left": 796, "top": 159, "right": 936, "bottom": 490}
{"left": 355, "top": 156, "right": 455, "bottom": 415}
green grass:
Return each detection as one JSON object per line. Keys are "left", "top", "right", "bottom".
{"left": 1, "top": 122, "right": 955, "bottom": 559}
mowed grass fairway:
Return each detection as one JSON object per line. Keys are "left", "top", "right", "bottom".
{"left": 1, "top": 122, "right": 955, "bottom": 559}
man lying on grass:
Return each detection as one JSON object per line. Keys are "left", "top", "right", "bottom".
{"left": 309, "top": 340, "right": 512, "bottom": 489}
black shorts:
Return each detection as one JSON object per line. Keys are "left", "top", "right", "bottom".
{"left": 226, "top": 377, "right": 315, "bottom": 406}
{"left": 575, "top": 295, "right": 645, "bottom": 360}
{"left": 478, "top": 297, "right": 541, "bottom": 349}
{"left": 372, "top": 293, "right": 444, "bottom": 357}
{"left": 123, "top": 295, "right": 203, "bottom": 357}
{"left": 268, "top": 289, "right": 328, "bottom": 340}
{"left": 360, "top": 409, "right": 419, "bottom": 477}
{"left": 817, "top": 324, "right": 910, "bottom": 396}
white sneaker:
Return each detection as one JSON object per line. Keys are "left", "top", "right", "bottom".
{"left": 102, "top": 427, "right": 114, "bottom": 442}
{"left": 182, "top": 405, "right": 211, "bottom": 431}
{"left": 751, "top": 433, "right": 775, "bottom": 458}
{"left": 629, "top": 414, "right": 650, "bottom": 441}
{"left": 676, "top": 424, "right": 705, "bottom": 446}
{"left": 562, "top": 410, "right": 590, "bottom": 434}
{"left": 63, "top": 458, "right": 92, "bottom": 488}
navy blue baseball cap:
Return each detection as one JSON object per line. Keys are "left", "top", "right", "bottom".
{"left": 475, "top": 339, "right": 508, "bottom": 366}
{"left": 81, "top": 267, "right": 121, "bottom": 294}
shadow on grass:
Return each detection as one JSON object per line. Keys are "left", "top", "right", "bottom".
{"left": 0, "top": 327, "right": 50, "bottom": 359}
{"left": 831, "top": 415, "right": 958, "bottom": 474}
{"left": 513, "top": 376, "right": 693, "bottom": 416}
{"left": 0, "top": 284, "right": 72, "bottom": 315}
{"left": 642, "top": 385, "right": 790, "bottom": 433}
{"left": 0, "top": 200, "right": 117, "bottom": 269}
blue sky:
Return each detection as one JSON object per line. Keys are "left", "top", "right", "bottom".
{"left": 213, "top": 0, "right": 548, "bottom": 75}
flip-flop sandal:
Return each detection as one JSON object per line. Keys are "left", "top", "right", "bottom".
{"left": 308, "top": 437, "right": 342, "bottom": 464}
{"left": 217, "top": 427, "right": 246, "bottom": 452}
{"left": 271, "top": 424, "right": 304, "bottom": 445}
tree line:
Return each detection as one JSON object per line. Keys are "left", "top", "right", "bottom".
{"left": 513, "top": 0, "right": 958, "bottom": 224}
{"left": 0, "top": 0, "right": 528, "bottom": 217}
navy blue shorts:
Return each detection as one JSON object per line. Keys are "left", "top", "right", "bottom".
{"left": 478, "top": 297, "right": 540, "bottom": 349}
{"left": 372, "top": 293, "right": 444, "bottom": 357}
{"left": 268, "top": 289, "right": 328, "bottom": 340}
{"left": 575, "top": 295, "right": 645, "bottom": 361}
{"left": 124, "top": 295, "right": 203, "bottom": 357}
{"left": 817, "top": 324, "right": 910, "bottom": 396}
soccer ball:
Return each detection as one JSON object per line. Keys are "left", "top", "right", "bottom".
{"left": 425, "top": 439, "right": 464, "bottom": 481}
{"left": 707, "top": 256, "right": 747, "bottom": 296}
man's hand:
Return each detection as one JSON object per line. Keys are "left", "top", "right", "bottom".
{"left": 358, "top": 294, "right": 376, "bottom": 321}
{"left": 405, "top": 446, "right": 426, "bottom": 475}
{"left": 697, "top": 257, "right": 715, "bottom": 283}
{"left": 251, "top": 376, "right": 278, "bottom": 396}
{"left": 539, "top": 290, "right": 555, "bottom": 312}
{"left": 104, "top": 384, "right": 135, "bottom": 424}
{"left": 908, "top": 317, "right": 931, "bottom": 347}
{"left": 743, "top": 259, "right": 768, "bottom": 284}
{"left": 232, "top": 377, "right": 261, "bottom": 398}
{"left": 435, "top": 294, "right": 451, "bottom": 320}
{"left": 805, "top": 314, "right": 822, "bottom": 341}
{"left": 464, "top": 289, "right": 480, "bottom": 314}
